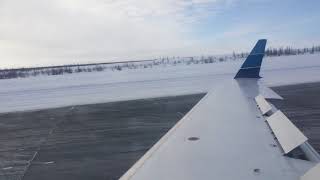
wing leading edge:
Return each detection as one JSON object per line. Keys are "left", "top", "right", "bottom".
{"left": 120, "top": 40, "right": 318, "bottom": 180}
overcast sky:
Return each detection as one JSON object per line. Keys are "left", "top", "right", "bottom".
{"left": 1, "top": 0, "right": 319, "bottom": 68}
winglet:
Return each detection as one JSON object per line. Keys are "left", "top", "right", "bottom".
{"left": 234, "top": 39, "right": 267, "bottom": 79}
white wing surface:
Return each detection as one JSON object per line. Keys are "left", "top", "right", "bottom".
{"left": 120, "top": 40, "right": 319, "bottom": 180}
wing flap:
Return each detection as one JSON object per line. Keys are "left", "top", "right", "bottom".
{"left": 255, "top": 95, "right": 272, "bottom": 115}
{"left": 266, "top": 110, "right": 308, "bottom": 154}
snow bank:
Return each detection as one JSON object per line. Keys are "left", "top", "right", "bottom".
{"left": 1, "top": 54, "right": 320, "bottom": 113}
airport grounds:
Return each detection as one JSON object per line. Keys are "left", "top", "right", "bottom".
{"left": 1, "top": 82, "right": 320, "bottom": 180}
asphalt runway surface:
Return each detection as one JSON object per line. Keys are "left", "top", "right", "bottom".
{"left": 269, "top": 83, "right": 320, "bottom": 154}
{"left": 1, "top": 82, "right": 320, "bottom": 180}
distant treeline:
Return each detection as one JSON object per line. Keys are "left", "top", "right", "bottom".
{"left": 266, "top": 46, "right": 320, "bottom": 56}
{"left": 232, "top": 46, "right": 320, "bottom": 59}
{"left": 1, "top": 45, "right": 320, "bottom": 79}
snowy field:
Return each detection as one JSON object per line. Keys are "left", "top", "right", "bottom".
{"left": 1, "top": 54, "right": 320, "bottom": 113}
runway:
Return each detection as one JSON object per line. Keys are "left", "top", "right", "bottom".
{"left": 270, "top": 83, "right": 320, "bottom": 153}
{"left": 0, "top": 83, "right": 319, "bottom": 180}
{"left": 0, "top": 94, "right": 203, "bottom": 180}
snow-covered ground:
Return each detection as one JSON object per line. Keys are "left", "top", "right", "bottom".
{"left": 1, "top": 54, "right": 320, "bottom": 113}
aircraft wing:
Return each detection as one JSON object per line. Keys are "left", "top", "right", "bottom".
{"left": 120, "top": 40, "right": 320, "bottom": 180}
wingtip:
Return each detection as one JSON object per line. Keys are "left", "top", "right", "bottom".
{"left": 257, "top": 39, "right": 267, "bottom": 44}
{"left": 234, "top": 39, "right": 267, "bottom": 79}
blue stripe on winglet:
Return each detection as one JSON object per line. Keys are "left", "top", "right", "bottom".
{"left": 234, "top": 39, "right": 267, "bottom": 79}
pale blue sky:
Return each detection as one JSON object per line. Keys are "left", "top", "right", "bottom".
{"left": 186, "top": 0, "right": 320, "bottom": 50}
{"left": 0, "top": 0, "right": 319, "bottom": 68}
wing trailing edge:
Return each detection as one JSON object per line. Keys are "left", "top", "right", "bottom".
{"left": 234, "top": 39, "right": 267, "bottom": 79}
